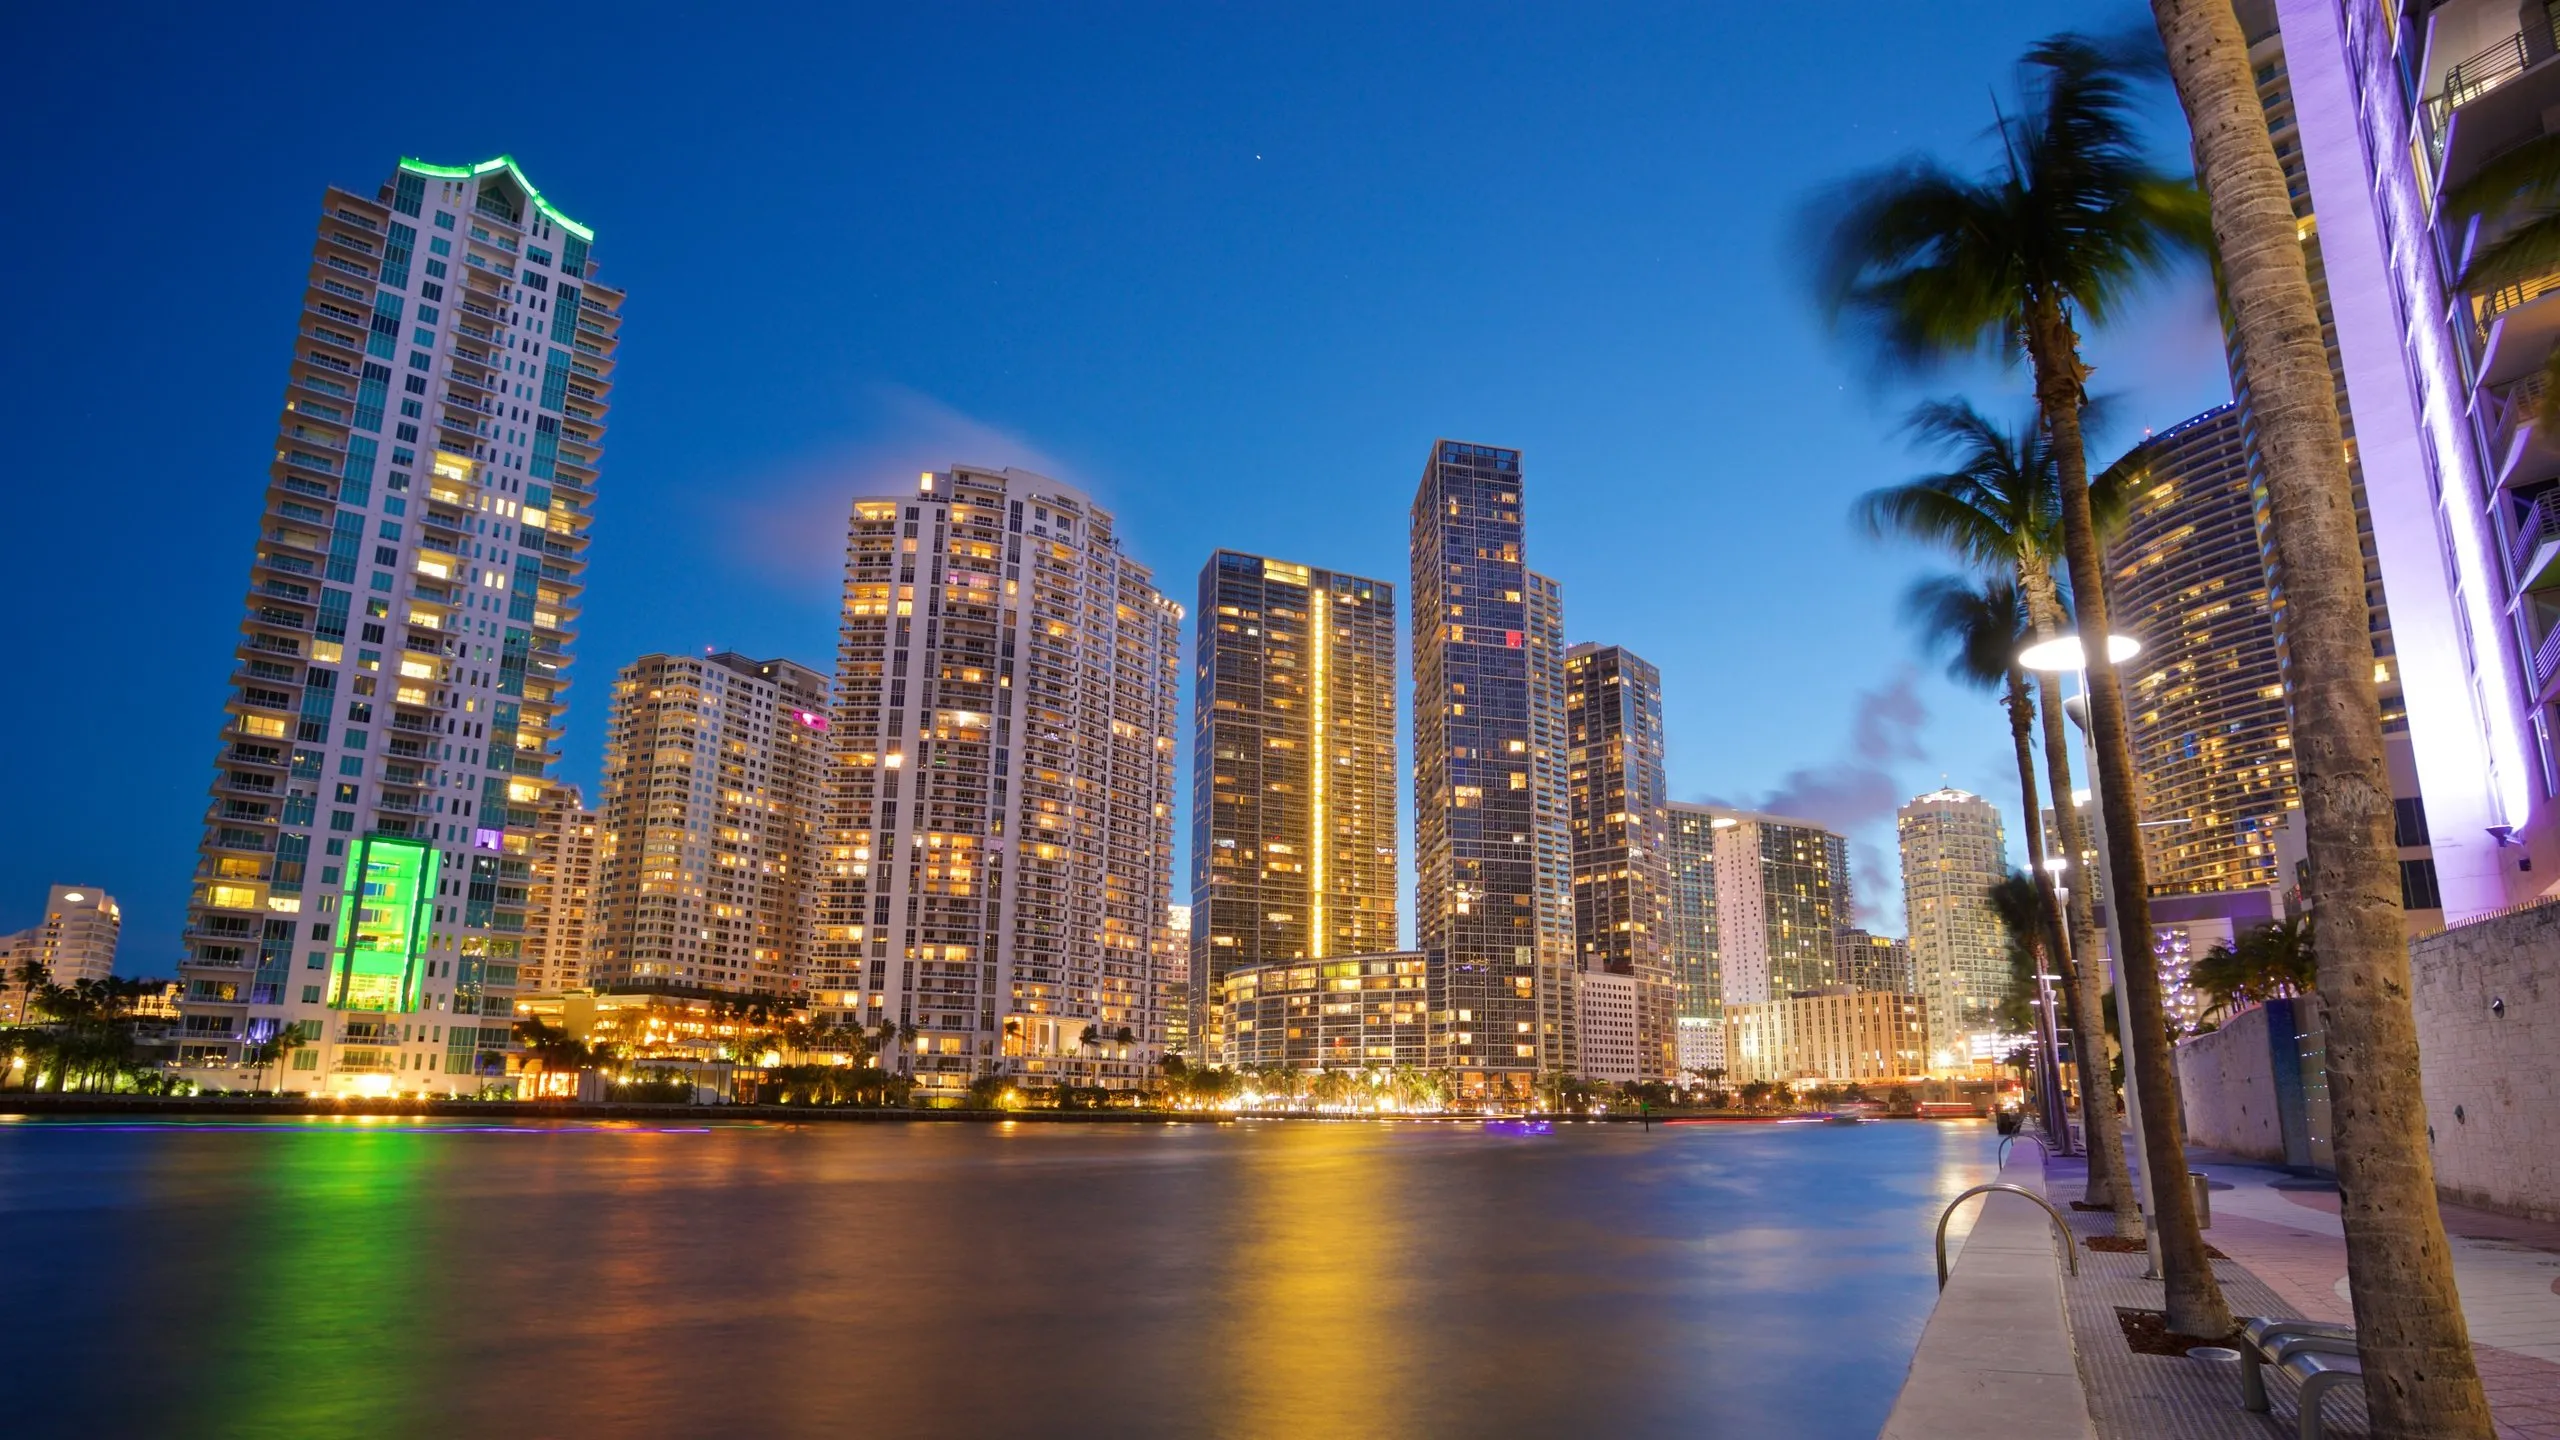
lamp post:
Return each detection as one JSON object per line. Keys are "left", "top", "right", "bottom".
{"left": 2038, "top": 854, "right": 2080, "bottom": 1158}
{"left": 2020, "top": 631, "right": 2163, "bottom": 1279}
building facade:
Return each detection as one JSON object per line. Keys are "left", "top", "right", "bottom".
{"left": 1574, "top": 969, "right": 1642, "bottom": 1084}
{"left": 1836, "top": 927, "right": 1914, "bottom": 996}
{"left": 1563, "top": 642, "right": 1675, "bottom": 1081}
{"left": 1218, "top": 952, "right": 1431, "bottom": 1071}
{"left": 1899, "top": 788, "right": 2008, "bottom": 1069}
{"left": 814, "top": 468, "right": 1183, "bottom": 1096}
{"left": 587, "top": 653, "right": 827, "bottom": 998}
{"left": 177, "top": 156, "right": 618, "bottom": 1091}
{"left": 2108, "top": 405, "right": 2299, "bottom": 897}
{"left": 1189, "top": 551, "right": 1398, "bottom": 1057}
{"left": 1694, "top": 806, "right": 1849, "bottom": 1007}
{"left": 521, "top": 787, "right": 598, "bottom": 993}
{"left": 1664, "top": 803, "right": 1724, "bottom": 1075}
{"left": 2246, "top": 0, "right": 2552, "bottom": 919}
{"left": 1725, "top": 988, "right": 1928, "bottom": 1086}
{"left": 0, "top": 887, "right": 122, "bottom": 1024}
{"left": 1410, "top": 440, "right": 1576, "bottom": 1095}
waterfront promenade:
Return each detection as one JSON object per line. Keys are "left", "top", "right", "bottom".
{"left": 2039, "top": 1151, "right": 2560, "bottom": 1439}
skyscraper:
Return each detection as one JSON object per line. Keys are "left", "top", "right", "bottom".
{"left": 2108, "top": 405, "right": 2298, "bottom": 896}
{"left": 1898, "top": 787, "right": 2008, "bottom": 1068}
{"left": 522, "top": 787, "right": 598, "bottom": 994}
{"left": 1189, "top": 552, "right": 1398, "bottom": 1055}
{"left": 814, "top": 468, "right": 1182, "bottom": 1096}
{"left": 1564, "top": 642, "right": 1674, "bottom": 1081}
{"left": 2239, "top": 0, "right": 2538, "bottom": 919}
{"left": 587, "top": 653, "right": 829, "bottom": 998}
{"left": 1692, "top": 806, "right": 1849, "bottom": 1006}
{"left": 177, "top": 156, "right": 618, "bottom": 1090}
{"left": 1410, "top": 440, "right": 1574, "bottom": 1094}
{"left": 1664, "top": 804, "right": 1724, "bottom": 1075}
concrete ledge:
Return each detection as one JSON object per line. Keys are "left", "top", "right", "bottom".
{"left": 1880, "top": 1147, "right": 2094, "bottom": 1440}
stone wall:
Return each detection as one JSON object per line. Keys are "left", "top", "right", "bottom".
{"left": 2175, "top": 1003, "right": 2284, "bottom": 1162}
{"left": 2412, "top": 904, "right": 2560, "bottom": 1222}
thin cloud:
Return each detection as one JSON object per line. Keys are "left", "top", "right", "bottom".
{"left": 716, "top": 385, "right": 1078, "bottom": 591}
{"left": 1697, "top": 669, "right": 1931, "bottom": 930}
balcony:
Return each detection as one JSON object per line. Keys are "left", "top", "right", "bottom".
{"left": 2473, "top": 270, "right": 2560, "bottom": 389}
{"left": 2516, "top": 492, "right": 2560, "bottom": 593}
{"left": 2426, "top": 2, "right": 2560, "bottom": 181}
{"left": 2538, "top": 613, "right": 2560, "bottom": 698}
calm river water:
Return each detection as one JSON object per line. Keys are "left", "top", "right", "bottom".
{"left": 0, "top": 1115, "right": 1999, "bottom": 1439}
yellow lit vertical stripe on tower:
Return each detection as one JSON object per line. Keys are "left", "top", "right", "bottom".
{"left": 1310, "top": 585, "right": 1328, "bottom": 960}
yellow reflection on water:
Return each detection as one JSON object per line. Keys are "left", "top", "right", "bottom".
{"left": 1214, "top": 1124, "right": 1420, "bottom": 1440}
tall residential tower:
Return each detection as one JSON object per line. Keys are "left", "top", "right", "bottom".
{"left": 587, "top": 653, "right": 829, "bottom": 998}
{"left": 1189, "top": 552, "right": 1398, "bottom": 1054}
{"left": 814, "top": 468, "right": 1182, "bottom": 1096}
{"left": 177, "top": 156, "right": 618, "bottom": 1091}
{"left": 1410, "top": 441, "right": 1575, "bottom": 1094}
{"left": 1898, "top": 787, "right": 2008, "bottom": 1068}
{"left": 1563, "top": 643, "right": 1674, "bottom": 1080}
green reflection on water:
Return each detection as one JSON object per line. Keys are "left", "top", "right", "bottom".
{"left": 212, "top": 1122, "right": 432, "bottom": 1440}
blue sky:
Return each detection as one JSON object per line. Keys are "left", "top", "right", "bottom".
{"left": 0, "top": 2, "right": 2232, "bottom": 967}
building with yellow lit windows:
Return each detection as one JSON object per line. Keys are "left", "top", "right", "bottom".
{"left": 176, "top": 155, "right": 619, "bottom": 1092}
{"left": 1564, "top": 642, "right": 1674, "bottom": 1081}
{"left": 588, "top": 653, "right": 828, "bottom": 998}
{"left": 815, "top": 468, "right": 1183, "bottom": 1096}
{"left": 1189, "top": 550, "right": 1398, "bottom": 1060}
{"left": 1218, "top": 951, "right": 1431, "bottom": 1070}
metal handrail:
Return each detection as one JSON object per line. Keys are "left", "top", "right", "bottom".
{"left": 1935, "top": 1183, "right": 2079, "bottom": 1289}
{"left": 1998, "top": 1132, "right": 2052, "bottom": 1167}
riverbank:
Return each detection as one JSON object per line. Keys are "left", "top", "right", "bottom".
{"left": 0, "top": 1094, "right": 1921, "bottom": 1124}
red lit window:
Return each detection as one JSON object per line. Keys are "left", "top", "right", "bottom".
{"left": 1504, "top": 630, "right": 1523, "bottom": 648}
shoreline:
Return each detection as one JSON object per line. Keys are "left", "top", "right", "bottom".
{"left": 0, "top": 1095, "right": 1983, "bottom": 1125}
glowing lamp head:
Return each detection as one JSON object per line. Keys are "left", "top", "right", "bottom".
{"left": 2018, "top": 634, "right": 2140, "bottom": 672}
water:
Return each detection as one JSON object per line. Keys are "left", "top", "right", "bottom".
{"left": 0, "top": 1115, "right": 1998, "bottom": 1438}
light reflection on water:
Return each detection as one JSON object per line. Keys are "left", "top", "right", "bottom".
{"left": 0, "top": 1116, "right": 1995, "bottom": 1439}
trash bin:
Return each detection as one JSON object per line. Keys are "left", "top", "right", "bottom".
{"left": 2190, "top": 1171, "right": 2212, "bottom": 1228}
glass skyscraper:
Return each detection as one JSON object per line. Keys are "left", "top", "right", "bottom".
{"left": 1410, "top": 440, "right": 1575, "bottom": 1094}
{"left": 177, "top": 156, "right": 617, "bottom": 1091}
{"left": 1564, "top": 643, "right": 1674, "bottom": 1080}
{"left": 1189, "top": 551, "right": 1399, "bottom": 1056}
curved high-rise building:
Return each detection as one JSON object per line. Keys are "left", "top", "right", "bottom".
{"left": 2109, "top": 405, "right": 2297, "bottom": 896}
{"left": 175, "top": 156, "right": 618, "bottom": 1091}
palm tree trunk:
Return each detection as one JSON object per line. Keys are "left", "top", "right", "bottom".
{"left": 2025, "top": 293, "right": 2231, "bottom": 1338}
{"left": 2151, "top": 0, "right": 2491, "bottom": 1424}
{"left": 2022, "top": 569, "right": 2144, "bottom": 1237}
{"left": 2002, "top": 671, "right": 2087, "bottom": 1148}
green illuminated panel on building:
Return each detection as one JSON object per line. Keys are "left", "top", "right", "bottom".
{"left": 332, "top": 835, "right": 433, "bottom": 1012}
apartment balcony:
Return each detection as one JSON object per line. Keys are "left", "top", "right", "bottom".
{"left": 2515, "top": 492, "right": 2560, "bottom": 596}
{"left": 2472, "top": 269, "right": 2560, "bottom": 389}
{"left": 2535, "top": 612, "right": 2560, "bottom": 700}
{"left": 2426, "top": 1, "right": 2560, "bottom": 187}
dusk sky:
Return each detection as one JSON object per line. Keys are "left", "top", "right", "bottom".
{"left": 2, "top": 2, "right": 2232, "bottom": 966}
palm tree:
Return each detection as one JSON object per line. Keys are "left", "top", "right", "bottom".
{"left": 2189, "top": 917, "right": 2316, "bottom": 1029}
{"left": 1814, "top": 33, "right": 2226, "bottom": 1335}
{"left": 1900, "top": 565, "right": 2141, "bottom": 1235}
{"left": 2144, "top": 3, "right": 2492, "bottom": 1416}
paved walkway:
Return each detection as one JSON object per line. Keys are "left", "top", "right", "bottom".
{"left": 2043, "top": 1150, "right": 2560, "bottom": 1439}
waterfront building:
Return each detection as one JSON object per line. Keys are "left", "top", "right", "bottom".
{"left": 1836, "top": 927, "right": 1914, "bottom": 996}
{"left": 1724, "top": 987, "right": 1928, "bottom": 1086}
{"left": 1189, "top": 551, "right": 1397, "bottom": 1059}
{"left": 1410, "top": 440, "right": 1577, "bottom": 1095}
{"left": 813, "top": 468, "right": 1183, "bottom": 1096}
{"left": 1165, "top": 902, "right": 1193, "bottom": 1058}
{"left": 587, "top": 653, "right": 827, "bottom": 998}
{"left": 175, "top": 156, "right": 619, "bottom": 1091}
{"left": 1899, "top": 788, "right": 2007, "bottom": 1069}
{"left": 521, "top": 787, "right": 597, "bottom": 994}
{"left": 2107, "top": 406, "right": 2300, "bottom": 898}
{"left": 2227, "top": 0, "right": 2554, "bottom": 921}
{"left": 1688, "top": 805, "right": 1849, "bottom": 1007}
{"left": 1217, "top": 951, "right": 1431, "bottom": 1070}
{"left": 1574, "top": 969, "right": 1642, "bottom": 1084}
{"left": 1664, "top": 804, "right": 1724, "bottom": 1076}
{"left": 1564, "top": 643, "right": 1675, "bottom": 1081}
{"left": 0, "top": 886, "right": 122, "bottom": 1024}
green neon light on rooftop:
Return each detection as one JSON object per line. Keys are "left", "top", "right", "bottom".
{"left": 396, "top": 154, "right": 594, "bottom": 242}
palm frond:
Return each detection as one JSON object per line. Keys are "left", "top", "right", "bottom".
{"left": 1902, "top": 572, "right": 2029, "bottom": 693}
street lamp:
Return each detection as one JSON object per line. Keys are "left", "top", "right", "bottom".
{"left": 2021, "top": 630, "right": 2163, "bottom": 1278}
